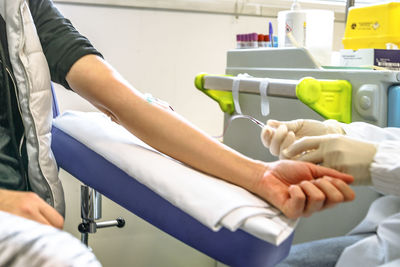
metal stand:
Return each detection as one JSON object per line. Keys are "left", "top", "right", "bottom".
{"left": 345, "top": 0, "right": 355, "bottom": 23}
{"left": 78, "top": 185, "right": 125, "bottom": 246}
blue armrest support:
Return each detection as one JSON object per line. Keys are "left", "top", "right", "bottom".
{"left": 51, "top": 125, "right": 293, "bottom": 267}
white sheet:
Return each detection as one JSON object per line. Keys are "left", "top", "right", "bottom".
{"left": 0, "top": 211, "right": 101, "bottom": 267}
{"left": 53, "top": 111, "right": 297, "bottom": 245}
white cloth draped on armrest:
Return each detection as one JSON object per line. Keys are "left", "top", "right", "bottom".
{"left": 53, "top": 111, "right": 297, "bottom": 245}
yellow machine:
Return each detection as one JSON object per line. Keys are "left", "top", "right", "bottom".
{"left": 343, "top": 2, "right": 400, "bottom": 49}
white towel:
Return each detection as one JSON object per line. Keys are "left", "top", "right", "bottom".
{"left": 0, "top": 211, "right": 101, "bottom": 267}
{"left": 53, "top": 111, "right": 297, "bottom": 245}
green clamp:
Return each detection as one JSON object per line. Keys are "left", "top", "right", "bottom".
{"left": 194, "top": 73, "right": 353, "bottom": 123}
{"left": 194, "top": 73, "right": 235, "bottom": 114}
{"left": 296, "top": 77, "right": 352, "bottom": 123}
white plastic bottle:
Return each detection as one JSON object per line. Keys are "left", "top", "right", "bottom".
{"left": 277, "top": 0, "right": 334, "bottom": 65}
{"left": 277, "top": 0, "right": 306, "bottom": 47}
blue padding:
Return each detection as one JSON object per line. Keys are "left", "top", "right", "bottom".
{"left": 388, "top": 85, "right": 400, "bottom": 127}
{"left": 51, "top": 126, "right": 293, "bottom": 267}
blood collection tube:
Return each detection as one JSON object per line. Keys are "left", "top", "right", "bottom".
{"left": 258, "top": 34, "right": 264, "bottom": 48}
{"left": 251, "top": 32, "right": 258, "bottom": 48}
{"left": 264, "top": 35, "right": 270, "bottom": 47}
{"left": 236, "top": 34, "right": 242, "bottom": 49}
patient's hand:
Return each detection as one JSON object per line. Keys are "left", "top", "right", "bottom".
{"left": 0, "top": 189, "right": 64, "bottom": 229}
{"left": 253, "top": 160, "right": 355, "bottom": 219}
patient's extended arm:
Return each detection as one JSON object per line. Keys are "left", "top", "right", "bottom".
{"left": 65, "top": 55, "right": 354, "bottom": 219}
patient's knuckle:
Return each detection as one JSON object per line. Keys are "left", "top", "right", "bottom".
{"left": 310, "top": 192, "right": 325, "bottom": 203}
{"left": 331, "top": 193, "right": 344, "bottom": 203}
{"left": 54, "top": 216, "right": 65, "bottom": 229}
{"left": 296, "top": 193, "right": 306, "bottom": 203}
{"left": 24, "top": 192, "right": 41, "bottom": 202}
{"left": 19, "top": 203, "right": 34, "bottom": 215}
{"left": 346, "top": 191, "right": 356, "bottom": 201}
{"left": 285, "top": 210, "right": 299, "bottom": 219}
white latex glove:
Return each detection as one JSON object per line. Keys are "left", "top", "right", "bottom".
{"left": 261, "top": 119, "right": 344, "bottom": 158}
{"left": 282, "top": 134, "right": 377, "bottom": 185}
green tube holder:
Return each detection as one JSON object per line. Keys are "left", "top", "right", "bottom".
{"left": 194, "top": 73, "right": 352, "bottom": 123}
{"left": 194, "top": 73, "right": 235, "bottom": 114}
{"left": 296, "top": 77, "right": 352, "bottom": 123}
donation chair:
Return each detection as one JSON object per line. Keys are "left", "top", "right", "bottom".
{"left": 50, "top": 86, "right": 293, "bottom": 267}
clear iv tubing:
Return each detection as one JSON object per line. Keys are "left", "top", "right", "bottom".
{"left": 213, "top": 114, "right": 265, "bottom": 139}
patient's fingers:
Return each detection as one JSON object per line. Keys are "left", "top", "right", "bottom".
{"left": 35, "top": 214, "right": 61, "bottom": 229}
{"left": 306, "top": 163, "right": 354, "bottom": 184}
{"left": 325, "top": 177, "right": 355, "bottom": 202}
{"left": 298, "top": 181, "right": 325, "bottom": 217}
{"left": 284, "top": 185, "right": 306, "bottom": 219}
{"left": 311, "top": 178, "right": 344, "bottom": 209}
{"left": 39, "top": 205, "right": 64, "bottom": 229}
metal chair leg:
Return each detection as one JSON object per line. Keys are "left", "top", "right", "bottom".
{"left": 78, "top": 185, "right": 125, "bottom": 246}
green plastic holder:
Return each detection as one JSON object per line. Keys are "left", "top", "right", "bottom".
{"left": 194, "top": 73, "right": 235, "bottom": 114}
{"left": 296, "top": 77, "right": 352, "bottom": 123}
{"left": 194, "top": 73, "right": 352, "bottom": 123}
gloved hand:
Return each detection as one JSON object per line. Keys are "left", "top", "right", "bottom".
{"left": 282, "top": 134, "right": 377, "bottom": 185}
{"left": 261, "top": 119, "right": 344, "bottom": 158}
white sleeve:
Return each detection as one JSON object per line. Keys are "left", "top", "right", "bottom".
{"left": 379, "top": 258, "right": 400, "bottom": 267}
{"left": 342, "top": 122, "right": 400, "bottom": 142}
{"left": 370, "top": 141, "right": 400, "bottom": 196}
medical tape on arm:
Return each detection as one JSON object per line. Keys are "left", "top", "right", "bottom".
{"left": 232, "top": 77, "right": 242, "bottom": 114}
{"left": 259, "top": 78, "right": 270, "bottom": 116}
{"left": 144, "top": 93, "right": 174, "bottom": 111}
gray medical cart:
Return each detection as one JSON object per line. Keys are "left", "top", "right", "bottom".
{"left": 199, "top": 47, "right": 400, "bottom": 244}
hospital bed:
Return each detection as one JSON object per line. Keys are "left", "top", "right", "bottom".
{"left": 50, "top": 87, "right": 295, "bottom": 267}
{"left": 195, "top": 47, "right": 400, "bottom": 243}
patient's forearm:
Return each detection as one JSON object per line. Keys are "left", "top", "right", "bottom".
{"left": 66, "top": 55, "right": 356, "bottom": 219}
{"left": 66, "top": 55, "right": 266, "bottom": 192}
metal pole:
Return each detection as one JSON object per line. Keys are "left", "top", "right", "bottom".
{"left": 81, "top": 185, "right": 102, "bottom": 222}
{"left": 345, "top": 0, "right": 355, "bottom": 24}
{"left": 79, "top": 185, "right": 125, "bottom": 246}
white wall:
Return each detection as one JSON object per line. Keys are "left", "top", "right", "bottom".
{"left": 54, "top": 3, "right": 346, "bottom": 266}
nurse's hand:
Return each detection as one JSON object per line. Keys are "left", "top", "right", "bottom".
{"left": 253, "top": 160, "right": 355, "bottom": 219}
{"left": 261, "top": 119, "right": 344, "bottom": 158}
{"left": 0, "top": 189, "right": 64, "bottom": 229}
{"left": 283, "top": 135, "right": 377, "bottom": 185}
